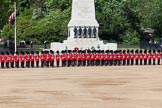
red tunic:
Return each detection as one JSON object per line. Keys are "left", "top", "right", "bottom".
{"left": 76, "top": 54, "right": 81, "bottom": 61}
{"left": 143, "top": 53, "right": 147, "bottom": 60}
{"left": 55, "top": 54, "right": 60, "bottom": 61}
{"left": 152, "top": 54, "right": 156, "bottom": 60}
{"left": 104, "top": 54, "right": 108, "bottom": 61}
{"left": 147, "top": 53, "right": 151, "bottom": 60}
{"left": 117, "top": 53, "right": 121, "bottom": 60}
{"left": 49, "top": 53, "right": 54, "bottom": 61}
{"left": 20, "top": 55, "right": 25, "bottom": 62}
{"left": 40, "top": 54, "right": 44, "bottom": 61}
{"left": 125, "top": 53, "right": 130, "bottom": 60}
{"left": 71, "top": 53, "right": 75, "bottom": 61}
{"left": 109, "top": 53, "right": 113, "bottom": 60}
{"left": 0, "top": 55, "right": 5, "bottom": 62}
{"left": 10, "top": 55, "right": 14, "bottom": 63}
{"left": 5, "top": 55, "right": 10, "bottom": 63}
{"left": 134, "top": 54, "right": 138, "bottom": 60}
{"left": 130, "top": 53, "right": 134, "bottom": 60}
{"left": 121, "top": 53, "right": 125, "bottom": 60}
{"left": 14, "top": 55, "right": 19, "bottom": 62}
{"left": 30, "top": 54, "right": 34, "bottom": 62}
{"left": 35, "top": 54, "right": 39, "bottom": 62}
{"left": 25, "top": 54, "right": 30, "bottom": 62}
{"left": 60, "top": 54, "right": 66, "bottom": 61}
{"left": 156, "top": 53, "right": 161, "bottom": 60}
{"left": 100, "top": 54, "right": 104, "bottom": 61}
{"left": 95, "top": 53, "right": 99, "bottom": 60}
{"left": 81, "top": 54, "right": 85, "bottom": 61}
{"left": 139, "top": 53, "right": 143, "bottom": 60}
{"left": 113, "top": 53, "right": 117, "bottom": 60}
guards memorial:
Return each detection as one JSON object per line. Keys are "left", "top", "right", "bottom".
{"left": 51, "top": 0, "right": 117, "bottom": 51}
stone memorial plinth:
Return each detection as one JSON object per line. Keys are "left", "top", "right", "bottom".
{"left": 51, "top": 0, "right": 117, "bottom": 51}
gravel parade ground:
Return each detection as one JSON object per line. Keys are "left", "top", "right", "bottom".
{"left": 0, "top": 66, "right": 162, "bottom": 108}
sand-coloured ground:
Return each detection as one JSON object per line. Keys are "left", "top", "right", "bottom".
{"left": 0, "top": 66, "right": 162, "bottom": 108}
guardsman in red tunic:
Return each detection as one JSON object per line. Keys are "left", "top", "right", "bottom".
{"left": 156, "top": 50, "right": 161, "bottom": 65}
{"left": 49, "top": 50, "right": 54, "bottom": 67}
{"left": 139, "top": 50, "right": 143, "bottom": 65}
{"left": 0, "top": 52, "right": 5, "bottom": 68}
{"left": 86, "top": 50, "right": 90, "bottom": 66}
{"left": 10, "top": 52, "right": 15, "bottom": 68}
{"left": 109, "top": 50, "right": 113, "bottom": 66}
{"left": 126, "top": 50, "right": 130, "bottom": 65}
{"left": 104, "top": 50, "right": 108, "bottom": 66}
{"left": 35, "top": 51, "right": 39, "bottom": 67}
{"left": 14, "top": 52, "right": 19, "bottom": 68}
{"left": 117, "top": 50, "right": 121, "bottom": 66}
{"left": 143, "top": 50, "right": 147, "bottom": 65}
{"left": 122, "top": 50, "right": 126, "bottom": 65}
{"left": 60, "top": 51, "right": 66, "bottom": 67}
{"left": 77, "top": 50, "right": 81, "bottom": 66}
{"left": 152, "top": 50, "right": 156, "bottom": 65}
{"left": 113, "top": 50, "right": 117, "bottom": 66}
{"left": 147, "top": 50, "right": 151, "bottom": 65}
{"left": 81, "top": 50, "right": 86, "bottom": 66}
{"left": 45, "top": 51, "right": 50, "bottom": 67}
{"left": 65, "top": 51, "right": 68, "bottom": 67}
{"left": 56, "top": 51, "right": 60, "bottom": 67}
{"left": 25, "top": 51, "right": 30, "bottom": 68}
{"left": 134, "top": 50, "right": 139, "bottom": 65}
{"left": 40, "top": 51, "right": 44, "bottom": 67}
{"left": 67, "top": 50, "right": 71, "bottom": 67}
{"left": 100, "top": 50, "right": 105, "bottom": 66}
{"left": 130, "top": 50, "right": 134, "bottom": 65}
{"left": 20, "top": 51, "right": 25, "bottom": 68}
{"left": 95, "top": 50, "right": 100, "bottom": 66}
{"left": 73, "top": 50, "right": 77, "bottom": 66}
{"left": 107, "top": 50, "right": 110, "bottom": 66}
{"left": 5, "top": 52, "right": 10, "bottom": 68}
{"left": 71, "top": 50, "right": 75, "bottom": 66}
{"left": 30, "top": 51, "right": 35, "bottom": 68}
{"left": 90, "top": 50, "right": 94, "bottom": 66}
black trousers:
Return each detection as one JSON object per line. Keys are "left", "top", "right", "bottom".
{"left": 123, "top": 60, "right": 126, "bottom": 65}
{"left": 131, "top": 60, "right": 134, "bottom": 65}
{"left": 36, "top": 61, "right": 39, "bottom": 67}
{"left": 1, "top": 62, "right": 4, "bottom": 68}
{"left": 56, "top": 61, "right": 59, "bottom": 67}
{"left": 90, "top": 60, "right": 94, "bottom": 66}
{"left": 15, "top": 62, "right": 19, "bottom": 68}
{"left": 11, "top": 62, "right": 14, "bottom": 68}
{"left": 135, "top": 60, "right": 138, "bottom": 65}
{"left": 127, "top": 60, "right": 130, "bottom": 65}
{"left": 148, "top": 60, "right": 151, "bottom": 65}
{"left": 110, "top": 60, "right": 113, "bottom": 66}
{"left": 6, "top": 62, "right": 9, "bottom": 68}
{"left": 140, "top": 60, "right": 142, "bottom": 65}
{"left": 101, "top": 60, "right": 104, "bottom": 66}
{"left": 41, "top": 61, "right": 44, "bottom": 67}
{"left": 144, "top": 60, "right": 147, "bottom": 65}
{"left": 118, "top": 60, "right": 121, "bottom": 66}
{"left": 87, "top": 60, "right": 90, "bottom": 66}
{"left": 31, "top": 61, "right": 34, "bottom": 68}
{"left": 21, "top": 62, "right": 24, "bottom": 68}
{"left": 62, "top": 61, "right": 66, "bottom": 67}
{"left": 78, "top": 60, "right": 81, "bottom": 66}
{"left": 153, "top": 60, "right": 155, "bottom": 65}
{"left": 82, "top": 60, "right": 86, "bottom": 66}
{"left": 157, "top": 59, "right": 160, "bottom": 65}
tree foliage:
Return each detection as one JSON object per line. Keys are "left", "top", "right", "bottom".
{"left": 0, "top": 0, "right": 162, "bottom": 45}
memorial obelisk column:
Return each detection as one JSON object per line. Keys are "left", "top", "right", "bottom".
{"left": 68, "top": 0, "right": 99, "bottom": 40}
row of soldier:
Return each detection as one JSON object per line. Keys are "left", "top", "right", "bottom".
{"left": 0, "top": 49, "right": 161, "bottom": 68}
